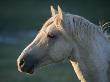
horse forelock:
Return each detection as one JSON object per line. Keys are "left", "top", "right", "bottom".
{"left": 42, "top": 15, "right": 59, "bottom": 29}
{"left": 41, "top": 14, "right": 64, "bottom": 33}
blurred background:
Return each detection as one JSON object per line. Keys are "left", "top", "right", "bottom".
{"left": 0, "top": 0, "right": 110, "bottom": 82}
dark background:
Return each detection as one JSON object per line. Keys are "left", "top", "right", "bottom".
{"left": 0, "top": 0, "right": 110, "bottom": 82}
{"left": 0, "top": 0, "right": 110, "bottom": 31}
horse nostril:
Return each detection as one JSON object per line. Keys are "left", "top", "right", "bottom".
{"left": 19, "top": 59, "right": 25, "bottom": 67}
{"left": 17, "top": 55, "right": 35, "bottom": 74}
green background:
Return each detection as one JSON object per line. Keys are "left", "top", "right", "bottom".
{"left": 0, "top": 0, "right": 110, "bottom": 82}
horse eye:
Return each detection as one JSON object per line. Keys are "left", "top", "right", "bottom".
{"left": 47, "top": 34, "right": 56, "bottom": 39}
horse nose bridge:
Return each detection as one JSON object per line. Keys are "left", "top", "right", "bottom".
{"left": 17, "top": 45, "right": 33, "bottom": 61}
{"left": 17, "top": 48, "right": 33, "bottom": 62}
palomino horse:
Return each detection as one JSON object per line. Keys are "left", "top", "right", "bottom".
{"left": 17, "top": 6, "right": 110, "bottom": 82}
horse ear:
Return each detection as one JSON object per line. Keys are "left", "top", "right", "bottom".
{"left": 50, "top": 5, "right": 57, "bottom": 16}
{"left": 58, "top": 5, "right": 63, "bottom": 20}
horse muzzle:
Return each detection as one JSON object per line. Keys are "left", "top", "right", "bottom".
{"left": 17, "top": 54, "right": 35, "bottom": 74}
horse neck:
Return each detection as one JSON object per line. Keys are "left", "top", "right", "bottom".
{"left": 64, "top": 14, "right": 110, "bottom": 82}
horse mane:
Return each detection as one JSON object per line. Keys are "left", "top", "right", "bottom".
{"left": 63, "top": 14, "right": 108, "bottom": 42}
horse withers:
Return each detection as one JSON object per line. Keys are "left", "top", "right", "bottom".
{"left": 17, "top": 6, "right": 110, "bottom": 82}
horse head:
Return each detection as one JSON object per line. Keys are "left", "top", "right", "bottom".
{"left": 17, "top": 6, "right": 73, "bottom": 74}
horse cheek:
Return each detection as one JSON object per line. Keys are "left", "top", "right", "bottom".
{"left": 49, "top": 40, "right": 71, "bottom": 62}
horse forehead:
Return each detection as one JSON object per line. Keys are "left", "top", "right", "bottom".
{"left": 41, "top": 18, "right": 55, "bottom": 33}
{"left": 44, "top": 17, "right": 54, "bottom": 26}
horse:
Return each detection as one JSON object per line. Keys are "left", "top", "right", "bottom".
{"left": 17, "top": 6, "right": 110, "bottom": 82}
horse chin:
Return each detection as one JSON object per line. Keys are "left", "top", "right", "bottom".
{"left": 26, "top": 63, "right": 41, "bottom": 74}
{"left": 26, "top": 67, "right": 34, "bottom": 74}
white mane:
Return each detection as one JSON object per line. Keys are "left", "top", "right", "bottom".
{"left": 64, "top": 14, "right": 104, "bottom": 39}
